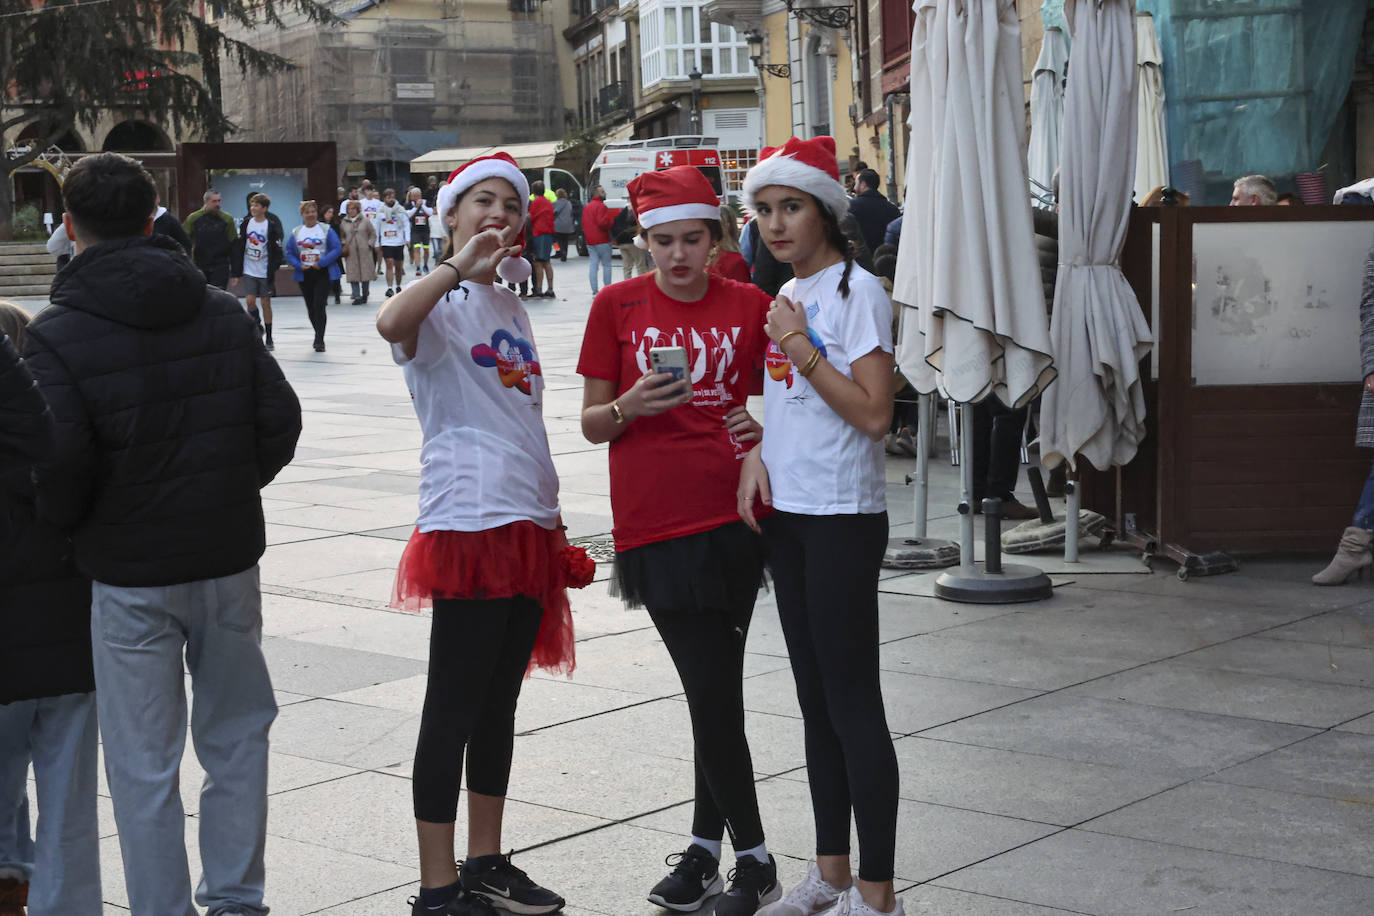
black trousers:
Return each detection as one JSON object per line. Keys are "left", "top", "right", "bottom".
{"left": 300, "top": 270, "right": 329, "bottom": 343}
{"left": 201, "top": 263, "right": 230, "bottom": 290}
{"left": 412, "top": 596, "right": 543, "bottom": 823}
{"left": 554, "top": 232, "right": 572, "bottom": 261}
{"left": 647, "top": 603, "right": 766, "bottom": 850}
{"left": 763, "top": 510, "right": 899, "bottom": 882}
{"left": 971, "top": 397, "right": 1027, "bottom": 502}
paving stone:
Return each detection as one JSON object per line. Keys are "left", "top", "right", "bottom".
{"left": 269, "top": 698, "right": 420, "bottom": 770}
{"left": 1211, "top": 730, "right": 1374, "bottom": 800}
{"left": 261, "top": 636, "right": 428, "bottom": 696}
{"left": 880, "top": 631, "right": 1138, "bottom": 691}
{"left": 902, "top": 886, "right": 1086, "bottom": 915}
{"left": 937, "top": 829, "right": 1374, "bottom": 915}
{"left": 921, "top": 694, "right": 1318, "bottom": 777}
{"left": 1172, "top": 636, "right": 1374, "bottom": 688}
{"left": 1338, "top": 711, "right": 1374, "bottom": 734}
{"left": 258, "top": 532, "right": 405, "bottom": 585}
{"left": 1252, "top": 603, "right": 1374, "bottom": 648}
{"left": 1082, "top": 779, "right": 1374, "bottom": 877}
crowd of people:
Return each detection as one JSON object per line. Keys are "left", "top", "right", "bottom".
{"left": 1, "top": 138, "right": 911, "bottom": 916}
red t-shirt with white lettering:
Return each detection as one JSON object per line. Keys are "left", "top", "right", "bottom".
{"left": 578, "top": 273, "right": 772, "bottom": 550}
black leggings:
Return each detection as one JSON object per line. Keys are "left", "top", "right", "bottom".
{"left": 764, "top": 511, "right": 898, "bottom": 882}
{"left": 301, "top": 269, "right": 329, "bottom": 343}
{"left": 648, "top": 604, "right": 765, "bottom": 850}
{"left": 412, "top": 596, "right": 543, "bottom": 823}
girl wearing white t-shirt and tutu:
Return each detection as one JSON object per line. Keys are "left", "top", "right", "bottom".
{"left": 737, "top": 137, "right": 904, "bottom": 916}
{"left": 376, "top": 153, "right": 580, "bottom": 916}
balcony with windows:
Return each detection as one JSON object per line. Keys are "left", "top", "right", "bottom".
{"left": 638, "top": 0, "right": 757, "bottom": 97}
{"left": 597, "top": 81, "right": 632, "bottom": 122}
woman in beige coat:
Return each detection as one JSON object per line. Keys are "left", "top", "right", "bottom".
{"left": 340, "top": 199, "right": 378, "bottom": 304}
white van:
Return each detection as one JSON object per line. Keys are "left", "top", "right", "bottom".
{"left": 588, "top": 135, "right": 726, "bottom": 209}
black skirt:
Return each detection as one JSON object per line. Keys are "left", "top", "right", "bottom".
{"left": 612, "top": 521, "right": 767, "bottom": 615}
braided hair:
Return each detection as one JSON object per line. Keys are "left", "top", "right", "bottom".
{"left": 813, "top": 195, "right": 857, "bottom": 299}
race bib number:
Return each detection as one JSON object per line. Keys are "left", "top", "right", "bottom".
{"left": 302, "top": 250, "right": 319, "bottom": 266}
{"left": 383, "top": 227, "right": 400, "bottom": 242}
{"left": 414, "top": 213, "right": 427, "bottom": 226}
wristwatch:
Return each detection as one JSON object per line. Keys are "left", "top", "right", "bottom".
{"left": 610, "top": 401, "right": 626, "bottom": 424}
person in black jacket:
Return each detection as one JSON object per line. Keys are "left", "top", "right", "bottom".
{"left": 23, "top": 153, "right": 302, "bottom": 916}
{"left": 846, "top": 169, "right": 901, "bottom": 258}
{"left": 152, "top": 192, "right": 192, "bottom": 255}
{"left": 0, "top": 327, "right": 53, "bottom": 470}
{"left": 0, "top": 302, "right": 103, "bottom": 916}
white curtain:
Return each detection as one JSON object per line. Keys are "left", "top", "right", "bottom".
{"left": 893, "top": 0, "right": 1056, "bottom": 409}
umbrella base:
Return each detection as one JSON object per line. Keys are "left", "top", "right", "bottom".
{"left": 935, "top": 563, "right": 1054, "bottom": 604}
{"left": 883, "top": 537, "right": 961, "bottom": 570}
{"left": 1002, "top": 511, "right": 1108, "bottom": 554}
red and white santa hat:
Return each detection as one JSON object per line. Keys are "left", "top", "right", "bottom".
{"left": 742, "top": 135, "right": 849, "bottom": 224}
{"left": 627, "top": 166, "right": 722, "bottom": 248}
{"left": 435, "top": 152, "right": 531, "bottom": 285}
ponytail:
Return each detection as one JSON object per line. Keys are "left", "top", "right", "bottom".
{"left": 815, "top": 197, "right": 857, "bottom": 298}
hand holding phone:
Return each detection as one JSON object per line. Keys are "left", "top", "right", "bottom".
{"left": 649, "top": 346, "right": 690, "bottom": 383}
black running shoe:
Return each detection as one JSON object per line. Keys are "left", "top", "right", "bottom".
{"left": 410, "top": 887, "right": 501, "bottom": 916}
{"left": 460, "top": 852, "right": 565, "bottom": 915}
{"left": 716, "top": 855, "right": 780, "bottom": 916}
{"left": 648, "top": 844, "right": 723, "bottom": 912}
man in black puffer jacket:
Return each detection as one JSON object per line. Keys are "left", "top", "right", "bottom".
{"left": 23, "top": 152, "right": 301, "bottom": 916}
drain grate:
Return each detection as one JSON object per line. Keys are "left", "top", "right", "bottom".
{"left": 568, "top": 535, "right": 617, "bottom": 563}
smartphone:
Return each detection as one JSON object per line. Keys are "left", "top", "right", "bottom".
{"left": 649, "top": 346, "right": 691, "bottom": 384}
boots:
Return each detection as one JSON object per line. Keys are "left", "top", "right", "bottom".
{"left": 1312, "top": 526, "right": 1373, "bottom": 585}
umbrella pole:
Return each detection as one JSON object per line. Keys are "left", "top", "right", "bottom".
{"left": 913, "top": 393, "right": 931, "bottom": 540}
{"left": 1065, "top": 474, "right": 1081, "bottom": 563}
{"left": 960, "top": 403, "right": 976, "bottom": 572}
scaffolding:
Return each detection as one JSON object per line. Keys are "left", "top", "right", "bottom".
{"left": 218, "top": 2, "right": 565, "bottom": 175}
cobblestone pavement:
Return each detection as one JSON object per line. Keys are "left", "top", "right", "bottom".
{"left": 18, "top": 263, "right": 1374, "bottom": 914}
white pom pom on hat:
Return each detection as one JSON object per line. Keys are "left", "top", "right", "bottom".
{"left": 434, "top": 152, "right": 531, "bottom": 283}
{"left": 741, "top": 135, "right": 849, "bottom": 223}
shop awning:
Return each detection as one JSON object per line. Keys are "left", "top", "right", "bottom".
{"left": 411, "top": 139, "right": 563, "bottom": 173}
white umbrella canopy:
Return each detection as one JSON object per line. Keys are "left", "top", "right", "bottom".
{"left": 1133, "top": 11, "right": 1168, "bottom": 203}
{"left": 1038, "top": 0, "right": 1153, "bottom": 472}
{"left": 893, "top": 0, "right": 1056, "bottom": 409}
{"left": 1028, "top": 26, "right": 1069, "bottom": 206}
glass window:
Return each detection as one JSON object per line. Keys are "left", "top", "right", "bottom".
{"left": 667, "top": 50, "right": 680, "bottom": 77}
{"left": 737, "top": 47, "right": 750, "bottom": 73}
{"left": 665, "top": 5, "right": 677, "bottom": 44}
{"left": 701, "top": 49, "right": 713, "bottom": 75}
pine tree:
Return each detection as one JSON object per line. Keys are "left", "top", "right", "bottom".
{"left": 0, "top": 0, "right": 338, "bottom": 239}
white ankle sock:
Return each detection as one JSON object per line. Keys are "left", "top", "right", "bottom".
{"left": 690, "top": 835, "right": 722, "bottom": 860}
{"left": 736, "top": 841, "right": 768, "bottom": 863}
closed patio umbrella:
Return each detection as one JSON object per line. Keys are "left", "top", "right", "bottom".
{"left": 1133, "top": 11, "right": 1168, "bottom": 204}
{"left": 1028, "top": 26, "right": 1069, "bottom": 207}
{"left": 893, "top": 0, "right": 1056, "bottom": 602}
{"left": 1038, "top": 0, "right": 1153, "bottom": 473}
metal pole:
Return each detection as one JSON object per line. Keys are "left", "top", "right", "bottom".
{"left": 959, "top": 403, "right": 976, "bottom": 572}
{"left": 1065, "top": 477, "right": 1081, "bottom": 563}
{"left": 913, "top": 392, "right": 931, "bottom": 539}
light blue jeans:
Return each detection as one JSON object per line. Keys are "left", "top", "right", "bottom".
{"left": 588, "top": 243, "right": 613, "bottom": 293}
{"left": 92, "top": 566, "right": 277, "bottom": 916}
{"left": 0, "top": 692, "right": 101, "bottom": 915}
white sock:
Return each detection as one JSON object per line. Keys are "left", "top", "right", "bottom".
{"left": 736, "top": 841, "right": 768, "bottom": 863}
{"left": 690, "top": 835, "right": 722, "bottom": 860}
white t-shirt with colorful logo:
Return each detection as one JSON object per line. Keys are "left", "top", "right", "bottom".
{"left": 761, "top": 260, "right": 893, "bottom": 515}
{"left": 359, "top": 197, "right": 384, "bottom": 236}
{"left": 293, "top": 222, "right": 328, "bottom": 268}
{"left": 391, "top": 280, "right": 560, "bottom": 533}
{"left": 243, "top": 218, "right": 270, "bottom": 278}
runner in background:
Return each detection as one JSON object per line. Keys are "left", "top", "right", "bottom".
{"left": 407, "top": 187, "right": 434, "bottom": 277}
{"left": 377, "top": 188, "right": 411, "bottom": 298}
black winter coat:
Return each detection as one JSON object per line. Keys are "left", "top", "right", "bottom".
{"left": 0, "top": 332, "right": 54, "bottom": 470}
{"left": 154, "top": 210, "right": 192, "bottom": 256}
{"left": 22, "top": 235, "right": 302, "bottom": 587}
{"left": 847, "top": 189, "right": 901, "bottom": 258}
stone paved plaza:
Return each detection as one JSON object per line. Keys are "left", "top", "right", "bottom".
{"left": 16, "top": 264, "right": 1374, "bottom": 915}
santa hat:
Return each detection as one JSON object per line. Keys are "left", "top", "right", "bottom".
{"left": 435, "top": 152, "right": 531, "bottom": 285}
{"left": 629, "top": 166, "right": 721, "bottom": 230}
{"left": 742, "top": 135, "right": 849, "bottom": 224}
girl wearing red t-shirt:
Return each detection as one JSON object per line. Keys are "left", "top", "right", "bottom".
{"left": 577, "top": 166, "right": 780, "bottom": 916}
{"left": 708, "top": 205, "right": 752, "bottom": 284}
{"left": 737, "top": 137, "right": 902, "bottom": 916}
{"left": 376, "top": 153, "right": 576, "bottom": 916}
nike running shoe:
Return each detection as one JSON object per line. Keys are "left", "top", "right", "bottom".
{"left": 756, "top": 863, "right": 845, "bottom": 916}
{"left": 717, "top": 854, "right": 781, "bottom": 916}
{"left": 460, "top": 852, "right": 565, "bottom": 915}
{"left": 410, "top": 887, "right": 500, "bottom": 916}
{"left": 648, "top": 844, "right": 723, "bottom": 912}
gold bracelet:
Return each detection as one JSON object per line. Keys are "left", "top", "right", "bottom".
{"left": 777, "top": 330, "right": 808, "bottom": 353}
{"left": 797, "top": 346, "right": 822, "bottom": 378}
{"left": 610, "top": 400, "right": 626, "bottom": 424}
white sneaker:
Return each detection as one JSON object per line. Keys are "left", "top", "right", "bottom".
{"left": 757, "top": 864, "right": 846, "bottom": 916}
{"left": 817, "top": 886, "right": 904, "bottom": 916}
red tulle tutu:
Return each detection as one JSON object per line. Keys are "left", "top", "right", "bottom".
{"left": 391, "top": 522, "right": 576, "bottom": 676}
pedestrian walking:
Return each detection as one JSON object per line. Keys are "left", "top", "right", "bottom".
{"left": 612, "top": 207, "right": 647, "bottom": 280}
{"left": 552, "top": 188, "right": 574, "bottom": 261}
{"left": 738, "top": 136, "right": 905, "bottom": 916}
{"left": 407, "top": 187, "right": 435, "bottom": 277}
{"left": 182, "top": 188, "right": 237, "bottom": 289}
{"left": 340, "top": 200, "right": 378, "bottom": 304}
{"left": 230, "top": 193, "right": 285, "bottom": 351}
{"left": 527, "top": 181, "right": 556, "bottom": 298}
{"left": 577, "top": 166, "right": 780, "bottom": 916}
{"left": 581, "top": 185, "right": 617, "bottom": 294}
{"left": 360, "top": 186, "right": 385, "bottom": 278}
{"left": 285, "top": 200, "right": 343, "bottom": 352}
{"left": 153, "top": 193, "right": 192, "bottom": 255}
{"left": 375, "top": 152, "right": 578, "bottom": 916}
{"left": 377, "top": 188, "right": 411, "bottom": 297}
{"left": 0, "top": 303, "right": 102, "bottom": 916}
{"left": 22, "top": 152, "right": 302, "bottom": 916}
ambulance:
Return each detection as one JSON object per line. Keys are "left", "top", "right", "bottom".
{"left": 588, "top": 136, "right": 726, "bottom": 210}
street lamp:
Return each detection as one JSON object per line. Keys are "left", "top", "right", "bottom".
{"left": 745, "top": 29, "right": 790, "bottom": 78}
{"left": 688, "top": 66, "right": 703, "bottom": 133}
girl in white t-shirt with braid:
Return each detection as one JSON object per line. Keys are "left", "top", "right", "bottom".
{"left": 736, "top": 136, "right": 905, "bottom": 916}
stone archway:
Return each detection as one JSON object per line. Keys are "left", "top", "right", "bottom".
{"left": 103, "top": 120, "right": 173, "bottom": 152}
